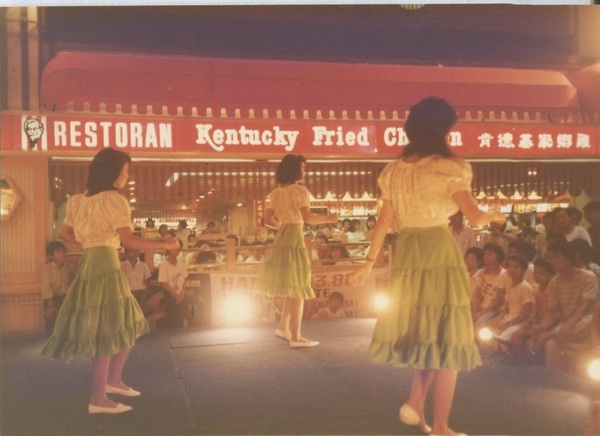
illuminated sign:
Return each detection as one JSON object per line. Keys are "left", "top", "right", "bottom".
{"left": 2, "top": 113, "right": 598, "bottom": 158}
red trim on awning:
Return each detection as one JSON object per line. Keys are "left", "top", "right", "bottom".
{"left": 41, "top": 52, "right": 580, "bottom": 120}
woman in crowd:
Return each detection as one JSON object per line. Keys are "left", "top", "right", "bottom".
{"left": 350, "top": 97, "right": 505, "bottom": 435}
{"left": 43, "top": 149, "right": 179, "bottom": 414}
{"left": 254, "top": 154, "right": 338, "bottom": 348}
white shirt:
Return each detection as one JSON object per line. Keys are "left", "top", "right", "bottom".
{"left": 266, "top": 184, "right": 310, "bottom": 224}
{"left": 451, "top": 225, "right": 477, "bottom": 256}
{"left": 121, "top": 259, "right": 151, "bottom": 291}
{"left": 40, "top": 261, "right": 77, "bottom": 300}
{"left": 564, "top": 225, "right": 593, "bottom": 246}
{"left": 158, "top": 258, "right": 188, "bottom": 296}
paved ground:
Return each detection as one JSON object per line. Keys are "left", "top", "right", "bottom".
{"left": 0, "top": 318, "right": 594, "bottom": 435}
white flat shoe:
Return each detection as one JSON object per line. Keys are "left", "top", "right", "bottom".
{"left": 275, "top": 329, "right": 291, "bottom": 342}
{"left": 88, "top": 403, "right": 132, "bottom": 414}
{"left": 290, "top": 340, "right": 319, "bottom": 348}
{"left": 106, "top": 385, "right": 141, "bottom": 397}
{"left": 399, "top": 403, "right": 432, "bottom": 434}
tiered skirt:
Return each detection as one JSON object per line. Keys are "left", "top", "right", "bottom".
{"left": 42, "top": 246, "right": 149, "bottom": 362}
{"left": 254, "top": 224, "right": 315, "bottom": 300}
{"left": 368, "top": 225, "right": 481, "bottom": 370}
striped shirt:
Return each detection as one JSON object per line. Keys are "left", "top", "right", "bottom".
{"left": 546, "top": 268, "right": 598, "bottom": 323}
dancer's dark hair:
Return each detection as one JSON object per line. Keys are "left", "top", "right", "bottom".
{"left": 86, "top": 149, "right": 131, "bottom": 196}
{"left": 276, "top": 154, "right": 306, "bottom": 184}
{"left": 402, "top": 96, "right": 458, "bottom": 158}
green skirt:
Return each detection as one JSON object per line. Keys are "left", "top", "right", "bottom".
{"left": 254, "top": 224, "right": 315, "bottom": 300}
{"left": 42, "top": 246, "right": 149, "bottom": 362}
{"left": 368, "top": 225, "right": 481, "bottom": 370}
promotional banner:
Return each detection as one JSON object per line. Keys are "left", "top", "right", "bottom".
{"left": 209, "top": 266, "right": 387, "bottom": 327}
{"left": 2, "top": 112, "right": 598, "bottom": 159}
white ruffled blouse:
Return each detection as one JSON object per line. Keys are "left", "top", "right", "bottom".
{"left": 266, "top": 184, "right": 310, "bottom": 224}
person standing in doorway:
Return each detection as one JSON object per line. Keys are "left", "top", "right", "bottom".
{"left": 254, "top": 154, "right": 338, "bottom": 348}
{"left": 350, "top": 97, "right": 505, "bottom": 435}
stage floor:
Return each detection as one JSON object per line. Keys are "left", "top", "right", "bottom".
{"left": 1, "top": 318, "right": 593, "bottom": 435}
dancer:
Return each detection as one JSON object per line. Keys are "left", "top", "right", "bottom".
{"left": 255, "top": 154, "right": 337, "bottom": 348}
{"left": 350, "top": 97, "right": 505, "bottom": 435}
{"left": 42, "top": 149, "right": 179, "bottom": 415}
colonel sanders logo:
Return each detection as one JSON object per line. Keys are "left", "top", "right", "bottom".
{"left": 23, "top": 118, "right": 45, "bottom": 149}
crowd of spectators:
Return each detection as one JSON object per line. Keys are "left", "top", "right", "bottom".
{"left": 466, "top": 201, "right": 600, "bottom": 379}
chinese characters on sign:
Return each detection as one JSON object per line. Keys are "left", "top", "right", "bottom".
{"left": 1, "top": 113, "right": 597, "bottom": 158}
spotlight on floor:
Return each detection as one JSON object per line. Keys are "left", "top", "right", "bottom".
{"left": 589, "top": 358, "right": 600, "bottom": 381}
{"left": 373, "top": 293, "right": 390, "bottom": 313}
{"left": 478, "top": 327, "right": 494, "bottom": 342}
{"left": 222, "top": 293, "right": 256, "bottom": 325}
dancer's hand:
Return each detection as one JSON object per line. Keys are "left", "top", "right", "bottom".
{"left": 349, "top": 263, "right": 372, "bottom": 286}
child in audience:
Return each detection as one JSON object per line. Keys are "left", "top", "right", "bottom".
{"left": 120, "top": 247, "right": 152, "bottom": 311}
{"left": 508, "top": 239, "right": 536, "bottom": 286}
{"left": 329, "top": 243, "right": 353, "bottom": 265}
{"left": 527, "top": 240, "right": 597, "bottom": 373}
{"left": 487, "top": 254, "right": 534, "bottom": 352}
{"left": 311, "top": 292, "right": 346, "bottom": 319}
{"left": 157, "top": 238, "right": 189, "bottom": 328}
{"left": 570, "top": 238, "right": 600, "bottom": 288}
{"left": 464, "top": 247, "right": 484, "bottom": 295}
{"left": 471, "top": 243, "right": 511, "bottom": 328}
{"left": 41, "top": 241, "right": 77, "bottom": 335}
{"left": 511, "top": 259, "right": 555, "bottom": 361}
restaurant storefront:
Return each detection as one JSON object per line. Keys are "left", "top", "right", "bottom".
{"left": 2, "top": 53, "right": 599, "bottom": 335}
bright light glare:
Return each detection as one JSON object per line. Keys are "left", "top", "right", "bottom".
{"left": 373, "top": 293, "right": 390, "bottom": 313}
{"left": 478, "top": 327, "right": 493, "bottom": 341}
{"left": 222, "top": 293, "right": 255, "bottom": 325}
{"left": 588, "top": 359, "right": 600, "bottom": 380}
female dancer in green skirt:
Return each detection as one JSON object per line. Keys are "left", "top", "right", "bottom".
{"left": 255, "top": 154, "right": 338, "bottom": 348}
{"left": 43, "top": 149, "right": 179, "bottom": 414}
{"left": 351, "top": 97, "right": 506, "bottom": 435}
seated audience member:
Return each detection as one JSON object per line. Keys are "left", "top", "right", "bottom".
{"left": 536, "top": 211, "right": 557, "bottom": 261}
{"left": 250, "top": 240, "right": 268, "bottom": 262}
{"left": 553, "top": 207, "right": 593, "bottom": 246}
{"left": 570, "top": 238, "right": 600, "bottom": 288}
{"left": 141, "top": 217, "right": 158, "bottom": 239}
{"left": 566, "top": 206, "right": 583, "bottom": 226}
{"left": 478, "top": 221, "right": 513, "bottom": 262}
{"left": 365, "top": 215, "right": 377, "bottom": 242}
{"left": 583, "top": 200, "right": 600, "bottom": 264}
{"left": 487, "top": 254, "right": 534, "bottom": 352}
{"left": 304, "top": 223, "right": 316, "bottom": 239}
{"left": 237, "top": 239, "right": 258, "bottom": 263}
{"left": 41, "top": 241, "right": 77, "bottom": 336}
{"left": 450, "top": 210, "right": 477, "bottom": 256}
{"left": 341, "top": 219, "right": 352, "bottom": 234}
{"left": 329, "top": 243, "right": 353, "bottom": 265}
{"left": 312, "top": 292, "right": 346, "bottom": 319}
{"left": 121, "top": 247, "right": 152, "bottom": 311}
{"left": 157, "top": 238, "right": 190, "bottom": 328}
{"left": 527, "top": 240, "right": 598, "bottom": 374}
{"left": 512, "top": 259, "right": 555, "bottom": 361}
{"left": 196, "top": 250, "right": 217, "bottom": 265}
{"left": 471, "top": 243, "right": 511, "bottom": 328}
{"left": 464, "top": 247, "right": 484, "bottom": 295}
{"left": 202, "top": 221, "right": 220, "bottom": 234}
{"left": 508, "top": 239, "right": 537, "bottom": 286}
{"left": 347, "top": 219, "right": 365, "bottom": 242}
{"left": 176, "top": 220, "right": 191, "bottom": 249}
{"left": 312, "top": 234, "right": 330, "bottom": 262}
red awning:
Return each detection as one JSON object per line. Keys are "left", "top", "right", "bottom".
{"left": 41, "top": 51, "right": 581, "bottom": 121}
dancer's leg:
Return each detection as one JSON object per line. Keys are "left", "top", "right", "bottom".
{"left": 431, "top": 369, "right": 459, "bottom": 435}
{"left": 278, "top": 297, "right": 292, "bottom": 334}
{"left": 406, "top": 369, "right": 434, "bottom": 421}
{"left": 107, "top": 348, "right": 132, "bottom": 389}
{"left": 289, "top": 298, "right": 310, "bottom": 342}
{"left": 90, "top": 355, "right": 117, "bottom": 407}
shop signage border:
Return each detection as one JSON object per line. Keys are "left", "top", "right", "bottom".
{"left": 2, "top": 112, "right": 598, "bottom": 158}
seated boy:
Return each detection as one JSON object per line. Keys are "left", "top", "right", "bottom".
{"left": 41, "top": 241, "right": 77, "bottom": 335}
{"left": 312, "top": 292, "right": 346, "bottom": 319}
{"left": 527, "top": 240, "right": 598, "bottom": 373}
